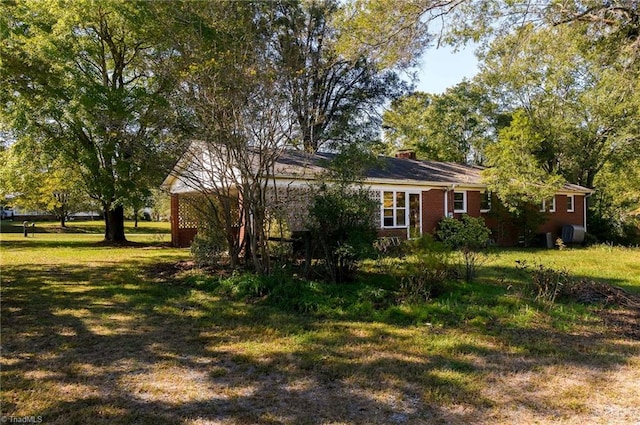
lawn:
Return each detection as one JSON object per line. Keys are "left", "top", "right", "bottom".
{"left": 1, "top": 231, "right": 639, "bottom": 424}
{"left": 0, "top": 219, "right": 171, "bottom": 235}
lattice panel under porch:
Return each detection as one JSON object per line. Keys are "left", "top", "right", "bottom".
{"left": 178, "top": 195, "right": 200, "bottom": 229}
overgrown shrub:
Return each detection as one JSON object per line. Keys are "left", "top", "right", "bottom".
{"left": 516, "top": 260, "right": 570, "bottom": 303}
{"left": 397, "top": 235, "right": 452, "bottom": 304}
{"left": 190, "top": 227, "right": 228, "bottom": 268}
{"left": 437, "top": 215, "right": 492, "bottom": 282}
{"left": 307, "top": 182, "right": 377, "bottom": 283}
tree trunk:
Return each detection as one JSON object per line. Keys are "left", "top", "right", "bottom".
{"left": 104, "top": 204, "right": 127, "bottom": 243}
{"left": 134, "top": 209, "right": 139, "bottom": 228}
{"left": 60, "top": 215, "right": 66, "bottom": 228}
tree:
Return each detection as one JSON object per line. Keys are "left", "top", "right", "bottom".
{"left": 0, "top": 143, "right": 91, "bottom": 227}
{"left": 478, "top": 23, "right": 639, "bottom": 189}
{"left": 382, "top": 81, "right": 499, "bottom": 163}
{"left": 164, "top": 1, "right": 296, "bottom": 273}
{"left": 1, "top": 1, "right": 181, "bottom": 242}
{"left": 482, "top": 110, "right": 565, "bottom": 210}
{"left": 275, "top": 0, "right": 407, "bottom": 153}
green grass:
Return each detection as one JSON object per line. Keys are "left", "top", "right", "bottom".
{"left": 0, "top": 219, "right": 170, "bottom": 235}
{"left": 1, "top": 235, "right": 639, "bottom": 424}
{"left": 482, "top": 245, "right": 640, "bottom": 294}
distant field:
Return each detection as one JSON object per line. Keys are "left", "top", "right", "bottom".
{"left": 0, "top": 219, "right": 170, "bottom": 235}
{"left": 1, "top": 233, "right": 638, "bottom": 424}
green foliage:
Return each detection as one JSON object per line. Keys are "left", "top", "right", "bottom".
{"left": 437, "top": 215, "right": 492, "bottom": 282}
{"left": 396, "top": 235, "right": 453, "bottom": 304}
{"left": 1, "top": 1, "right": 182, "bottom": 242}
{"left": 0, "top": 143, "right": 93, "bottom": 226}
{"left": 437, "top": 215, "right": 491, "bottom": 251}
{"left": 216, "top": 272, "right": 275, "bottom": 300}
{"left": 382, "top": 82, "right": 497, "bottom": 164}
{"left": 482, "top": 110, "right": 565, "bottom": 211}
{"left": 307, "top": 182, "right": 378, "bottom": 283}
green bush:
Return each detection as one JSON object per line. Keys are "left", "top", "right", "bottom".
{"left": 396, "top": 235, "right": 453, "bottom": 304}
{"left": 216, "top": 272, "right": 273, "bottom": 299}
{"left": 190, "top": 227, "right": 228, "bottom": 268}
{"left": 437, "top": 215, "right": 492, "bottom": 282}
{"left": 307, "top": 182, "right": 378, "bottom": 283}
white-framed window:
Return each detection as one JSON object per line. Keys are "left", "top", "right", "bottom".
{"left": 382, "top": 191, "right": 407, "bottom": 227}
{"left": 453, "top": 191, "right": 467, "bottom": 213}
{"left": 541, "top": 197, "right": 556, "bottom": 213}
{"left": 567, "top": 195, "right": 575, "bottom": 212}
{"left": 480, "top": 191, "right": 492, "bottom": 212}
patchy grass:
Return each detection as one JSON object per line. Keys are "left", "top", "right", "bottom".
{"left": 1, "top": 237, "right": 639, "bottom": 424}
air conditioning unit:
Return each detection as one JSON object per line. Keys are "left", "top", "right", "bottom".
{"left": 562, "top": 225, "right": 585, "bottom": 244}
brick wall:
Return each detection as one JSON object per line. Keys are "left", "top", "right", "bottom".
{"left": 422, "top": 189, "right": 445, "bottom": 234}
{"left": 538, "top": 194, "right": 585, "bottom": 237}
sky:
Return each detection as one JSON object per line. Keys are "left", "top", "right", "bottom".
{"left": 414, "top": 43, "right": 480, "bottom": 94}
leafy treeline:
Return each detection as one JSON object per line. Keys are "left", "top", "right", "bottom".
{"left": 0, "top": 0, "right": 416, "bottom": 244}
{"left": 2, "top": 0, "right": 638, "bottom": 246}
{"left": 382, "top": 1, "right": 640, "bottom": 243}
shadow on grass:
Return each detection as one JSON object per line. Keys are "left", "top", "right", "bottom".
{"left": 0, "top": 238, "right": 172, "bottom": 250}
{"left": 1, "top": 257, "right": 638, "bottom": 424}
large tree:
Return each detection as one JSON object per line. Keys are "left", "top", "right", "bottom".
{"left": 1, "top": 0, "right": 181, "bottom": 242}
{"left": 382, "top": 81, "right": 499, "bottom": 163}
{"left": 477, "top": 22, "right": 640, "bottom": 189}
{"left": 0, "top": 142, "right": 93, "bottom": 227}
{"left": 162, "top": 1, "right": 296, "bottom": 272}
{"left": 275, "top": 0, "right": 407, "bottom": 152}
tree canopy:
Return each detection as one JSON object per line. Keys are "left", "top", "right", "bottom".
{"left": 1, "top": 0, "right": 183, "bottom": 242}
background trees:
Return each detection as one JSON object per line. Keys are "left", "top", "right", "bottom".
{"left": 1, "top": 0, "right": 182, "bottom": 242}
{"left": 0, "top": 143, "right": 92, "bottom": 227}
{"left": 382, "top": 81, "right": 498, "bottom": 163}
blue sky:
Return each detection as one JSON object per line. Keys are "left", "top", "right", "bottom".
{"left": 414, "top": 43, "right": 480, "bottom": 94}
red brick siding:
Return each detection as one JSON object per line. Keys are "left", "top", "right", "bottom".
{"left": 423, "top": 189, "right": 445, "bottom": 235}
{"left": 538, "top": 194, "right": 585, "bottom": 239}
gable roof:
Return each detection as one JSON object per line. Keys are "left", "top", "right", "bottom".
{"left": 163, "top": 145, "right": 593, "bottom": 194}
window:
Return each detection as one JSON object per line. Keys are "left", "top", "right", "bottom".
{"left": 541, "top": 197, "right": 556, "bottom": 213}
{"left": 480, "top": 191, "right": 492, "bottom": 212}
{"left": 382, "top": 191, "right": 407, "bottom": 227}
{"left": 567, "top": 195, "right": 574, "bottom": 213}
{"left": 453, "top": 191, "right": 467, "bottom": 213}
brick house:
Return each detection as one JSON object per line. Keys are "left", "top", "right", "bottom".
{"left": 162, "top": 149, "right": 592, "bottom": 247}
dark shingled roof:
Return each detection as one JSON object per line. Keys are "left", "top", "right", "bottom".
{"left": 273, "top": 150, "right": 484, "bottom": 185}
{"left": 272, "top": 150, "right": 593, "bottom": 193}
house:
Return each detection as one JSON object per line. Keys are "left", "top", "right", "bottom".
{"left": 162, "top": 148, "right": 592, "bottom": 248}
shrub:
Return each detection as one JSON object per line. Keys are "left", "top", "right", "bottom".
{"left": 217, "top": 272, "right": 271, "bottom": 299}
{"left": 516, "top": 260, "right": 570, "bottom": 303}
{"left": 437, "top": 215, "right": 491, "bottom": 282}
{"left": 396, "top": 235, "right": 452, "bottom": 304}
{"left": 307, "top": 182, "right": 378, "bottom": 283}
{"left": 190, "top": 227, "right": 228, "bottom": 268}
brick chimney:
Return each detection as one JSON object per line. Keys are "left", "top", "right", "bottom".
{"left": 395, "top": 150, "right": 417, "bottom": 160}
